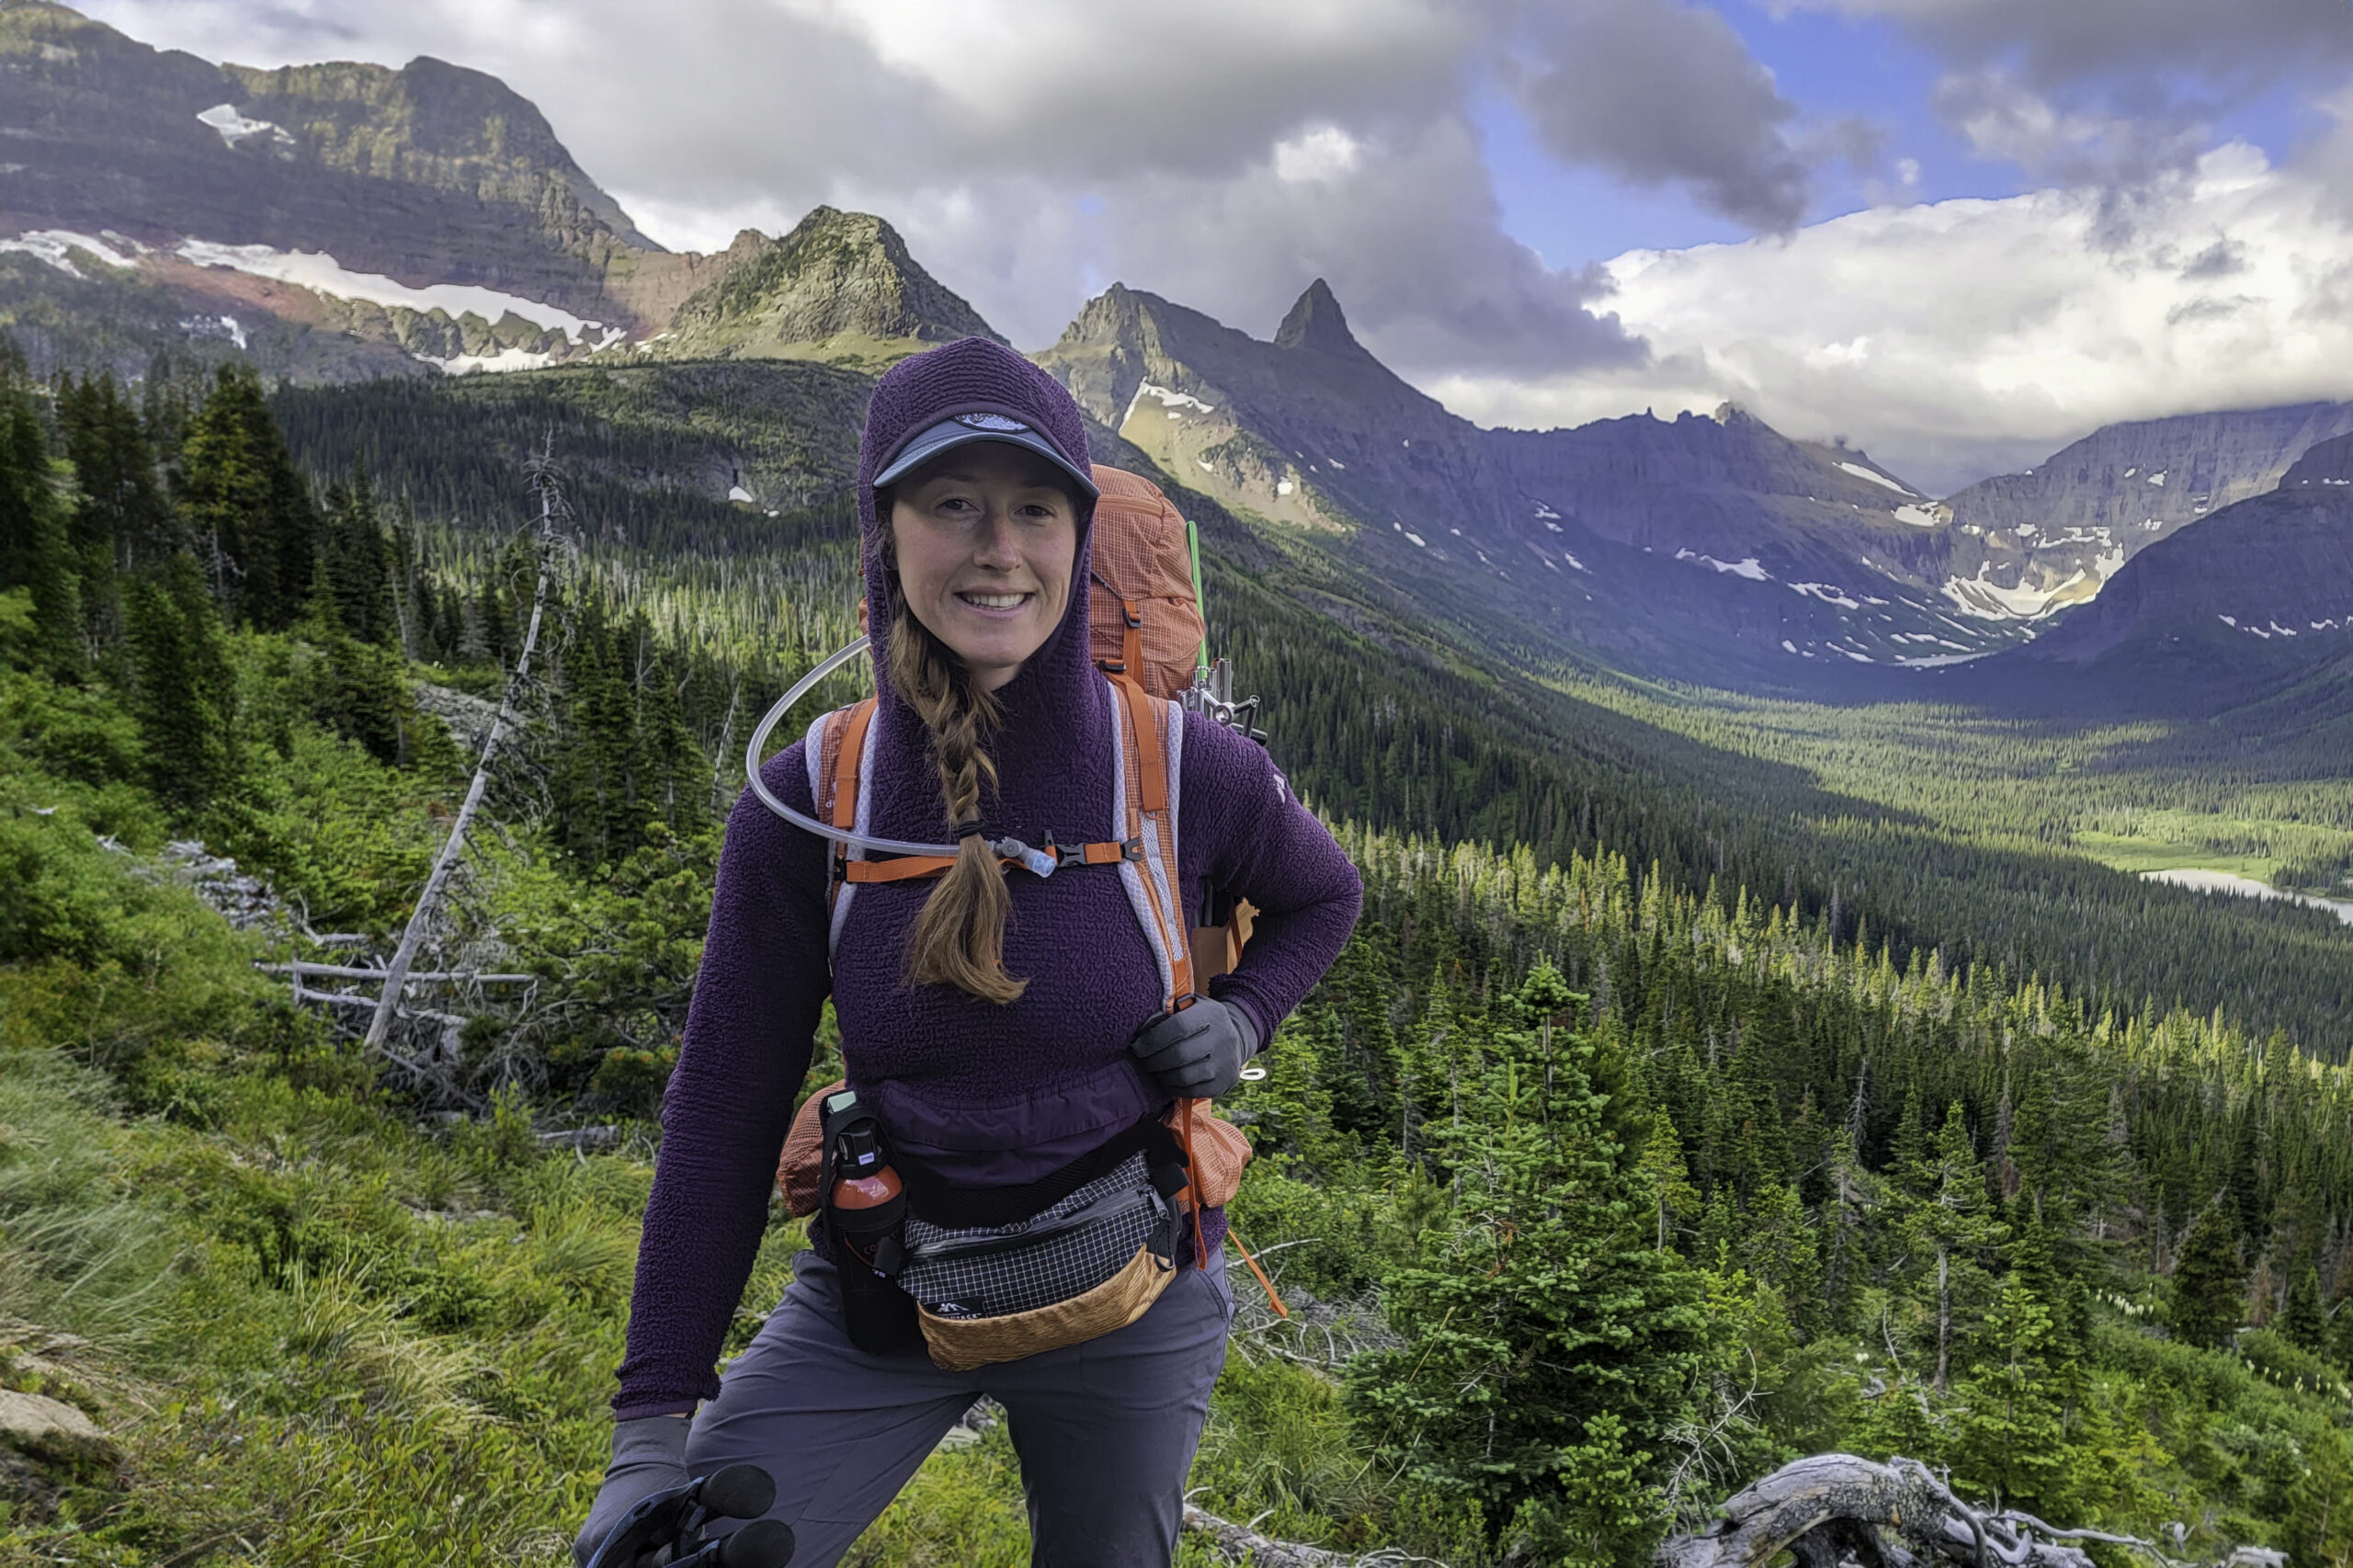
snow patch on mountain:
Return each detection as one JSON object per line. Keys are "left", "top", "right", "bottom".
{"left": 197, "top": 104, "right": 294, "bottom": 151}
{"left": 1941, "top": 567, "right": 2086, "bottom": 619}
{"left": 1790, "top": 582, "right": 1860, "bottom": 608}
{"left": 1676, "top": 549, "right": 1770, "bottom": 581}
{"left": 411, "top": 347, "right": 558, "bottom": 374}
{"left": 176, "top": 240, "right": 605, "bottom": 342}
{"left": 1123, "top": 381, "right": 1217, "bottom": 426}
{"left": 1839, "top": 461, "right": 1913, "bottom": 495}
{"left": 0, "top": 229, "right": 140, "bottom": 278}
{"left": 1892, "top": 505, "right": 1939, "bottom": 528}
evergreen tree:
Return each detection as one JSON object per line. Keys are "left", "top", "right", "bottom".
{"left": 1820, "top": 1123, "right": 1889, "bottom": 1322}
{"left": 1947, "top": 1270, "right": 2076, "bottom": 1517}
{"left": 177, "top": 366, "right": 321, "bottom": 630}
{"left": 1347, "top": 969, "right": 1706, "bottom": 1562}
{"left": 2169, "top": 1200, "right": 2246, "bottom": 1350}
{"left": 293, "top": 555, "right": 419, "bottom": 767}
{"left": 58, "top": 371, "right": 180, "bottom": 619}
{"left": 2281, "top": 1266, "right": 2328, "bottom": 1354}
{"left": 2289, "top": 1428, "right": 2353, "bottom": 1568}
{"left": 0, "top": 369, "right": 82, "bottom": 679}
{"left": 126, "top": 551, "right": 238, "bottom": 812}
{"left": 319, "top": 470, "right": 398, "bottom": 646}
{"left": 1904, "top": 1102, "right": 2006, "bottom": 1390}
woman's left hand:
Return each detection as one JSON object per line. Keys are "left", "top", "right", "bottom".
{"left": 1130, "top": 999, "right": 1259, "bottom": 1098}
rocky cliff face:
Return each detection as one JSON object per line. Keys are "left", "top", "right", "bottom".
{"left": 1934, "top": 403, "right": 2353, "bottom": 620}
{"left": 654, "top": 207, "right": 1002, "bottom": 368}
{"left": 14, "top": 0, "right": 2351, "bottom": 697}
{"left": 0, "top": 0, "right": 651, "bottom": 323}
{"left": 0, "top": 4, "right": 1016, "bottom": 385}
{"left": 1036, "top": 277, "right": 2020, "bottom": 684}
{"left": 2018, "top": 431, "right": 2353, "bottom": 687}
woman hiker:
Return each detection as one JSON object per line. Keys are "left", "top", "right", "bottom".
{"left": 574, "top": 336, "right": 1362, "bottom": 1568}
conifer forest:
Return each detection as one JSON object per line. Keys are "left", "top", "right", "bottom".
{"left": 9, "top": 351, "right": 2353, "bottom": 1568}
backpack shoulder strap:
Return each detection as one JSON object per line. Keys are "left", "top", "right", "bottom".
{"left": 1108, "top": 675, "right": 1191, "bottom": 1009}
{"left": 813, "top": 697, "right": 879, "bottom": 953}
{"left": 819, "top": 682, "right": 1191, "bottom": 999}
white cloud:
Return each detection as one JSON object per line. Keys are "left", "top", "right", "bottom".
{"left": 1272, "top": 127, "right": 1364, "bottom": 186}
{"left": 64, "top": 0, "right": 1802, "bottom": 371}
{"left": 1427, "top": 140, "right": 2353, "bottom": 493}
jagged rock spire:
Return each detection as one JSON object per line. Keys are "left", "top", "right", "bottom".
{"left": 1275, "top": 278, "right": 1370, "bottom": 358}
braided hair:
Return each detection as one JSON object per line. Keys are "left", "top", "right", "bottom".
{"left": 885, "top": 597, "right": 1025, "bottom": 1004}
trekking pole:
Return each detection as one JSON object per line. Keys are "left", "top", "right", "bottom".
{"left": 585, "top": 1463, "right": 794, "bottom": 1568}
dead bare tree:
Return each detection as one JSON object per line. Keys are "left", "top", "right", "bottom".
{"left": 364, "top": 459, "right": 575, "bottom": 1056}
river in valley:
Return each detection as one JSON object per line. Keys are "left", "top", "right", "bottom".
{"left": 2141, "top": 867, "right": 2353, "bottom": 926}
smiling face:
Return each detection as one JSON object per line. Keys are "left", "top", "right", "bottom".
{"left": 887, "top": 441, "right": 1082, "bottom": 693}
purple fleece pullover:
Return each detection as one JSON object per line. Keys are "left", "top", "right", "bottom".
{"left": 614, "top": 338, "right": 1363, "bottom": 1417}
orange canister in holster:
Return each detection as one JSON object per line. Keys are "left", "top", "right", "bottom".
{"left": 817, "top": 1088, "right": 920, "bottom": 1354}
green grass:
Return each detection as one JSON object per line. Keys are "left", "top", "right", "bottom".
{"left": 2072, "top": 831, "right": 2278, "bottom": 880}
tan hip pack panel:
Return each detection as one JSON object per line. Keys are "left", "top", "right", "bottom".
{"left": 917, "top": 1242, "right": 1176, "bottom": 1371}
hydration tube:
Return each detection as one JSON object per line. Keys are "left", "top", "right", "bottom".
{"left": 743, "top": 637, "right": 1059, "bottom": 876}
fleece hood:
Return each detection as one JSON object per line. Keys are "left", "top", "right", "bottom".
{"left": 858, "top": 336, "right": 1098, "bottom": 720}
{"left": 851, "top": 336, "right": 1108, "bottom": 846}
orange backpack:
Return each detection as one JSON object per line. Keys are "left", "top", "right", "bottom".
{"left": 779, "top": 466, "right": 1277, "bottom": 1301}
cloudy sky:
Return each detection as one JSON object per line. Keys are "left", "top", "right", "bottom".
{"left": 76, "top": 0, "right": 2353, "bottom": 493}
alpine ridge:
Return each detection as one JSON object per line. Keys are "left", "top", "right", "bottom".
{"left": 10, "top": 0, "right": 2353, "bottom": 699}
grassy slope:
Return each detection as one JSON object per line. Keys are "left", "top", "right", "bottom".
{"left": 7, "top": 710, "right": 2348, "bottom": 1563}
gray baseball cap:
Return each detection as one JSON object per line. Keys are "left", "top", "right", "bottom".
{"left": 872, "top": 410, "right": 1099, "bottom": 499}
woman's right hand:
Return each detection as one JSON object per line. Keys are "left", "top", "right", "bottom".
{"left": 573, "top": 1415, "right": 692, "bottom": 1566}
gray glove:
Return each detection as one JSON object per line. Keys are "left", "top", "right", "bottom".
{"left": 574, "top": 1415, "right": 691, "bottom": 1567}
{"left": 1131, "top": 998, "right": 1260, "bottom": 1098}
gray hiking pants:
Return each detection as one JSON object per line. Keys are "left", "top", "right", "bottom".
{"left": 684, "top": 1246, "right": 1233, "bottom": 1568}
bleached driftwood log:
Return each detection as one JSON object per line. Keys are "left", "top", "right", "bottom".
{"left": 1657, "top": 1454, "right": 2174, "bottom": 1568}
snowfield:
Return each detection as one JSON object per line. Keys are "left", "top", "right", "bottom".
{"left": 1838, "top": 461, "right": 1913, "bottom": 495}
{"left": 1122, "top": 381, "right": 1217, "bottom": 424}
{"left": 1676, "top": 549, "right": 1770, "bottom": 581}
{"left": 176, "top": 240, "right": 606, "bottom": 342}
{"left": 0, "top": 229, "right": 141, "bottom": 278}
{"left": 197, "top": 104, "right": 294, "bottom": 150}
{"left": 1940, "top": 567, "right": 2086, "bottom": 619}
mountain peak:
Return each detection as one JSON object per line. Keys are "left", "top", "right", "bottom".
{"left": 662, "top": 204, "right": 1004, "bottom": 365}
{"left": 2284, "top": 431, "right": 2353, "bottom": 487}
{"left": 1275, "top": 278, "right": 1368, "bottom": 358}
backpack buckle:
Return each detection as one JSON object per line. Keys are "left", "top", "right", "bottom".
{"left": 1120, "top": 837, "right": 1146, "bottom": 863}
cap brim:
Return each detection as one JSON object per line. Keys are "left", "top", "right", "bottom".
{"left": 873, "top": 419, "right": 1099, "bottom": 499}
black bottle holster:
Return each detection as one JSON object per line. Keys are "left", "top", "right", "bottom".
{"left": 815, "top": 1088, "right": 921, "bottom": 1355}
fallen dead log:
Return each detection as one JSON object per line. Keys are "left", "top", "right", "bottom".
{"left": 1656, "top": 1454, "right": 2185, "bottom": 1568}
{"left": 1183, "top": 1505, "right": 1353, "bottom": 1566}
{"left": 1184, "top": 1453, "right": 2239, "bottom": 1568}
{"left": 1181, "top": 1503, "right": 1449, "bottom": 1566}
{"left": 260, "top": 961, "right": 533, "bottom": 983}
